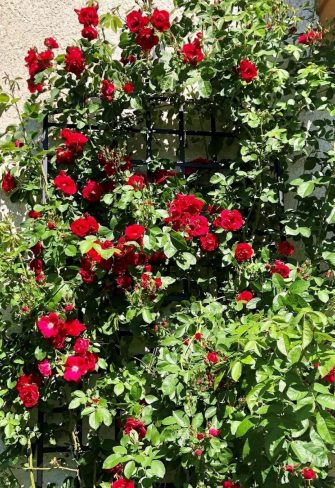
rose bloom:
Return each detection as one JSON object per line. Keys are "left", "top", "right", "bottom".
{"left": 207, "top": 351, "right": 219, "bottom": 364}
{"left": 234, "top": 243, "right": 254, "bottom": 262}
{"left": 124, "top": 417, "right": 147, "bottom": 439}
{"left": 71, "top": 214, "right": 99, "bottom": 237}
{"left": 136, "top": 28, "right": 159, "bottom": 51}
{"left": 65, "top": 47, "right": 85, "bottom": 77}
{"left": 238, "top": 59, "right": 258, "bottom": 83}
{"left": 1, "top": 172, "right": 16, "bottom": 193}
{"left": 186, "top": 215, "right": 209, "bottom": 237}
{"left": 31, "top": 241, "right": 43, "bottom": 256}
{"left": 220, "top": 209, "right": 243, "bottom": 231}
{"left": 208, "top": 428, "right": 220, "bottom": 437}
{"left": 38, "top": 359, "right": 52, "bottom": 377}
{"left": 154, "top": 169, "right": 177, "bottom": 184}
{"left": 63, "top": 319, "right": 86, "bottom": 337}
{"left": 302, "top": 468, "right": 316, "bottom": 480}
{"left": 82, "top": 26, "right": 98, "bottom": 41}
{"left": 60, "top": 128, "right": 88, "bottom": 154}
{"left": 47, "top": 221, "right": 56, "bottom": 230}
{"left": 44, "top": 37, "right": 59, "bottom": 49}
{"left": 56, "top": 147, "right": 76, "bottom": 165}
{"left": 236, "top": 290, "right": 253, "bottom": 302}
{"left": 181, "top": 38, "right": 204, "bottom": 65}
{"left": 197, "top": 432, "right": 204, "bottom": 440}
{"left": 151, "top": 9, "right": 170, "bottom": 32}
{"left": 277, "top": 240, "right": 294, "bottom": 257}
{"left": 123, "top": 82, "right": 135, "bottom": 94}
{"left": 223, "top": 482, "right": 240, "bottom": 488}
{"left": 27, "top": 79, "right": 44, "bottom": 94}
{"left": 116, "top": 274, "right": 133, "bottom": 290}
{"left": 124, "top": 224, "right": 145, "bottom": 242}
{"left": 37, "top": 312, "right": 62, "bottom": 338}
{"left": 126, "top": 10, "right": 149, "bottom": 32}
{"left": 323, "top": 367, "right": 335, "bottom": 383}
{"left": 16, "top": 374, "right": 40, "bottom": 408}
{"left": 82, "top": 180, "right": 104, "bottom": 202}
{"left": 298, "top": 31, "right": 322, "bottom": 45}
{"left": 285, "top": 465, "right": 294, "bottom": 473}
{"left": 73, "top": 338, "right": 90, "bottom": 355}
{"left": 53, "top": 170, "right": 77, "bottom": 196}
{"left": 127, "top": 174, "right": 146, "bottom": 190}
{"left": 30, "top": 257, "right": 44, "bottom": 275}
{"left": 194, "top": 449, "right": 203, "bottom": 457}
{"left": 269, "top": 260, "right": 290, "bottom": 279}
{"left": 28, "top": 210, "right": 41, "bottom": 219}
{"left": 75, "top": 6, "right": 99, "bottom": 26}
{"left": 111, "top": 480, "right": 135, "bottom": 488}
{"left": 101, "top": 80, "right": 116, "bottom": 102}
{"left": 63, "top": 355, "right": 87, "bottom": 382}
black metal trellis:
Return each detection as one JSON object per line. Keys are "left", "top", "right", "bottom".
{"left": 36, "top": 100, "right": 284, "bottom": 487}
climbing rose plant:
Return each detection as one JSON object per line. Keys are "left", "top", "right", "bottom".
{"left": 0, "top": 1, "right": 335, "bottom": 487}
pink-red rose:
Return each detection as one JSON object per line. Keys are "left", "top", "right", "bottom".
{"left": 124, "top": 418, "right": 147, "bottom": 439}
{"left": 269, "top": 260, "right": 290, "bottom": 279}
{"left": 200, "top": 233, "right": 219, "bottom": 252}
{"left": 71, "top": 214, "right": 99, "bottom": 237}
{"left": 126, "top": 10, "right": 149, "bottom": 32}
{"left": 234, "top": 243, "right": 254, "bottom": 262}
{"left": 2, "top": 172, "right": 16, "bottom": 193}
{"left": 277, "top": 240, "right": 294, "bottom": 257}
{"left": 238, "top": 59, "right": 258, "bottom": 83}
{"left": 236, "top": 290, "right": 253, "bottom": 302}
{"left": 181, "top": 38, "right": 204, "bottom": 65}
{"left": 135, "top": 28, "right": 159, "bottom": 51}
{"left": 101, "top": 80, "right": 116, "bottom": 102}
{"left": 151, "top": 9, "right": 170, "bottom": 32}
{"left": 82, "top": 180, "right": 104, "bottom": 202}
{"left": 53, "top": 170, "right": 77, "bottom": 196}
{"left": 65, "top": 47, "right": 85, "bottom": 77}
{"left": 220, "top": 209, "right": 243, "bottom": 231}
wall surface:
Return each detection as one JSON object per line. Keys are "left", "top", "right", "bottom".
{"left": 0, "top": 0, "right": 320, "bottom": 486}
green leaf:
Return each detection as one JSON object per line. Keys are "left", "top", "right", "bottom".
{"left": 316, "top": 394, "right": 335, "bottom": 410}
{"left": 297, "top": 181, "right": 315, "bottom": 198}
{"left": 316, "top": 411, "right": 335, "bottom": 444}
{"left": 302, "top": 318, "right": 313, "bottom": 349}
{"left": 124, "top": 461, "right": 135, "bottom": 479}
{"left": 151, "top": 460, "right": 166, "bottom": 478}
{"left": 172, "top": 410, "right": 189, "bottom": 427}
{"left": 236, "top": 418, "right": 254, "bottom": 438}
{"left": 65, "top": 245, "right": 77, "bottom": 257}
{"left": 322, "top": 252, "right": 335, "bottom": 267}
{"left": 231, "top": 361, "right": 242, "bottom": 381}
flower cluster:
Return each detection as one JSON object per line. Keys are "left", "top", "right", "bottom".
{"left": 75, "top": 5, "right": 99, "bottom": 41}
{"left": 24, "top": 37, "right": 58, "bottom": 93}
{"left": 126, "top": 8, "right": 170, "bottom": 51}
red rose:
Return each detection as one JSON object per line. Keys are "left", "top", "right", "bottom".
{"left": 31, "top": 241, "right": 43, "bottom": 256}
{"left": 135, "top": 28, "right": 159, "bottom": 51}
{"left": 126, "top": 10, "right": 149, "bottom": 32}
{"left": 298, "top": 31, "right": 322, "bottom": 45}
{"left": 323, "top": 367, "right": 335, "bottom": 383}
{"left": 73, "top": 338, "right": 90, "bottom": 355}
{"left": 18, "top": 383, "right": 39, "bottom": 408}
{"left": 302, "top": 468, "right": 316, "bottom": 480}
{"left": 53, "top": 170, "right": 77, "bottom": 196}
{"left": 15, "top": 139, "right": 24, "bottom": 148}
{"left": 44, "top": 37, "right": 59, "bottom": 49}
{"left": 100, "top": 80, "right": 116, "bottom": 102}
{"left": 80, "top": 268, "right": 95, "bottom": 284}
{"left": 220, "top": 209, "right": 243, "bottom": 231}
{"left": 82, "top": 180, "right": 104, "bottom": 202}
{"left": 63, "top": 355, "right": 87, "bottom": 382}
{"left": 56, "top": 147, "right": 76, "bottom": 165}
{"left": 194, "top": 332, "right": 202, "bottom": 341}
{"left": 111, "top": 479, "right": 135, "bottom": 488}
{"left": 63, "top": 319, "right": 86, "bottom": 337}
{"left": 197, "top": 432, "right": 204, "bottom": 440}
{"left": 208, "top": 428, "right": 220, "bottom": 437}
{"left": 27, "top": 79, "right": 44, "bottom": 93}
{"left": 285, "top": 465, "right": 294, "bottom": 473}
{"left": 238, "top": 59, "right": 258, "bottom": 83}
{"left": 236, "top": 290, "right": 253, "bottom": 302}
{"left": 127, "top": 174, "right": 146, "bottom": 190}
{"left": 181, "top": 38, "right": 204, "bottom": 65}
{"left": 30, "top": 258, "right": 44, "bottom": 275}
{"left": 75, "top": 6, "right": 99, "bottom": 26}
{"left": 71, "top": 214, "right": 99, "bottom": 237}
{"left": 223, "top": 482, "right": 240, "bottom": 488}
{"left": 47, "top": 221, "right": 56, "bottom": 230}
{"left": 124, "top": 224, "right": 145, "bottom": 242}
{"left": 123, "top": 82, "right": 135, "bottom": 94}
{"left": 234, "top": 243, "right": 254, "bottom": 262}
{"left": 60, "top": 128, "right": 88, "bottom": 154}
{"left": 116, "top": 274, "right": 133, "bottom": 290}
{"left": 186, "top": 215, "right": 209, "bottom": 237}
{"left": 151, "top": 9, "right": 170, "bottom": 32}
{"left": 2, "top": 172, "right": 16, "bottom": 193}
{"left": 28, "top": 210, "right": 41, "bottom": 219}
{"left": 38, "top": 359, "right": 52, "bottom": 377}
{"left": 37, "top": 312, "right": 62, "bottom": 338}
{"left": 82, "top": 26, "right": 98, "bottom": 41}
{"left": 269, "top": 260, "right": 290, "bottom": 279}
{"left": 194, "top": 449, "right": 203, "bottom": 457}
{"left": 277, "top": 240, "right": 294, "bottom": 257}
{"left": 65, "top": 47, "right": 85, "bottom": 77}
{"left": 124, "top": 418, "right": 147, "bottom": 439}
{"left": 207, "top": 351, "right": 219, "bottom": 364}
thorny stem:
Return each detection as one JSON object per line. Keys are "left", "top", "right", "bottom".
{"left": 27, "top": 438, "right": 36, "bottom": 488}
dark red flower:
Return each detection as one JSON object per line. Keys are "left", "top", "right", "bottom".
{"left": 277, "top": 241, "right": 294, "bottom": 257}
{"left": 2, "top": 172, "right": 16, "bottom": 193}
{"left": 298, "top": 31, "right": 322, "bottom": 45}
{"left": 124, "top": 418, "right": 147, "bottom": 439}
{"left": 302, "top": 468, "right": 316, "bottom": 480}
{"left": 47, "top": 221, "right": 56, "bottom": 230}
{"left": 135, "top": 28, "right": 159, "bottom": 51}
{"left": 235, "top": 243, "right": 254, "bottom": 262}
{"left": 31, "top": 241, "right": 43, "bottom": 256}
{"left": 323, "top": 367, "right": 335, "bottom": 383}
{"left": 151, "top": 9, "right": 170, "bottom": 32}
{"left": 186, "top": 215, "right": 209, "bottom": 237}
{"left": 116, "top": 274, "right": 133, "bottom": 290}
{"left": 181, "top": 38, "right": 204, "bottom": 65}
{"left": 124, "top": 224, "right": 145, "bottom": 242}
{"left": 194, "top": 449, "right": 203, "bottom": 457}
{"left": 37, "top": 312, "right": 62, "bottom": 339}
{"left": 75, "top": 6, "right": 99, "bottom": 26}
{"left": 63, "top": 319, "right": 86, "bottom": 337}
{"left": 73, "top": 338, "right": 90, "bottom": 355}
{"left": 207, "top": 351, "right": 219, "bottom": 364}
{"left": 197, "top": 432, "right": 204, "bottom": 440}
{"left": 65, "top": 47, "right": 85, "bottom": 77}
{"left": 285, "top": 465, "right": 294, "bottom": 473}
{"left": 126, "top": 10, "right": 149, "bottom": 32}
{"left": 44, "top": 37, "right": 59, "bottom": 49}
{"left": 220, "top": 209, "right": 243, "bottom": 231}
{"left": 28, "top": 210, "right": 41, "bottom": 219}
{"left": 56, "top": 147, "right": 76, "bottom": 165}
{"left": 80, "top": 268, "right": 95, "bottom": 284}
{"left": 30, "top": 258, "right": 44, "bottom": 275}
{"left": 53, "top": 170, "right": 77, "bottom": 196}
{"left": 208, "top": 428, "right": 220, "bottom": 437}
{"left": 223, "top": 482, "right": 240, "bottom": 488}
{"left": 82, "top": 180, "right": 104, "bottom": 202}
{"left": 111, "top": 480, "right": 135, "bottom": 488}
{"left": 101, "top": 80, "right": 116, "bottom": 102}
{"left": 17, "top": 383, "right": 39, "bottom": 408}
{"left": 154, "top": 169, "right": 177, "bottom": 184}
{"left": 27, "top": 79, "right": 44, "bottom": 93}
{"left": 269, "top": 260, "right": 290, "bottom": 278}
{"left": 236, "top": 290, "right": 253, "bottom": 302}
{"left": 60, "top": 128, "right": 88, "bottom": 154}
{"left": 123, "top": 82, "right": 135, "bottom": 94}
{"left": 238, "top": 59, "right": 258, "bottom": 83}
{"left": 15, "top": 139, "right": 24, "bottom": 148}
{"left": 82, "top": 26, "right": 98, "bottom": 41}
{"left": 71, "top": 214, "right": 99, "bottom": 237}
{"left": 127, "top": 174, "right": 146, "bottom": 190}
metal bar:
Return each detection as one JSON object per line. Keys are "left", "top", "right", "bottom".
{"left": 210, "top": 110, "right": 218, "bottom": 163}
{"left": 178, "top": 104, "right": 186, "bottom": 174}
{"left": 146, "top": 111, "right": 153, "bottom": 162}
{"left": 36, "top": 410, "right": 44, "bottom": 488}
